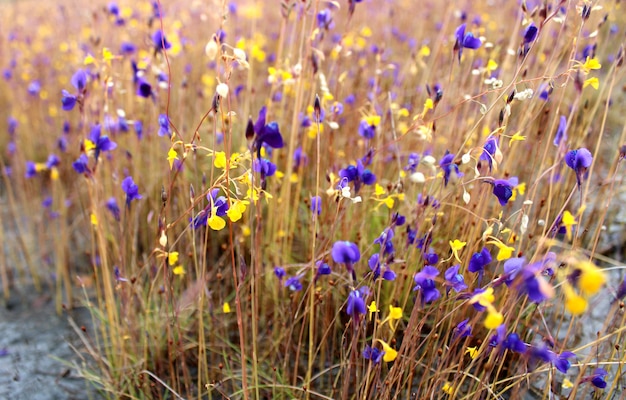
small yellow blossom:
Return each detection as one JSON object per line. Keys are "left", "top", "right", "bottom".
{"left": 561, "top": 210, "right": 577, "bottom": 241}
{"left": 214, "top": 151, "right": 226, "bottom": 169}
{"left": 223, "top": 302, "right": 231, "bottom": 313}
{"left": 389, "top": 305, "right": 403, "bottom": 320}
{"left": 378, "top": 340, "right": 398, "bottom": 362}
{"left": 577, "top": 261, "right": 606, "bottom": 296}
{"left": 580, "top": 56, "right": 601, "bottom": 74}
{"left": 484, "top": 309, "right": 504, "bottom": 329}
{"left": 465, "top": 346, "right": 479, "bottom": 359}
{"left": 208, "top": 214, "right": 226, "bottom": 231}
{"left": 442, "top": 382, "right": 454, "bottom": 395}
{"left": 173, "top": 265, "right": 185, "bottom": 275}
{"left": 583, "top": 77, "right": 599, "bottom": 90}
{"left": 449, "top": 239, "right": 466, "bottom": 262}
{"left": 368, "top": 301, "right": 379, "bottom": 320}
{"left": 470, "top": 287, "right": 495, "bottom": 307}
{"left": 562, "top": 378, "right": 573, "bottom": 389}
{"left": 167, "top": 148, "right": 178, "bottom": 170}
{"left": 226, "top": 200, "right": 248, "bottom": 222}
{"left": 168, "top": 251, "right": 179, "bottom": 266}
{"left": 563, "top": 284, "right": 587, "bottom": 315}
{"left": 365, "top": 115, "right": 381, "bottom": 126}
{"left": 487, "top": 239, "right": 515, "bottom": 261}
{"left": 90, "top": 213, "right": 98, "bottom": 226}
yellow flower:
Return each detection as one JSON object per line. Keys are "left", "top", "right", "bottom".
{"left": 388, "top": 305, "right": 403, "bottom": 320}
{"left": 173, "top": 265, "right": 185, "bottom": 275}
{"left": 168, "top": 251, "right": 179, "bottom": 266}
{"left": 223, "top": 302, "right": 231, "bottom": 313}
{"left": 208, "top": 214, "right": 226, "bottom": 231}
{"left": 581, "top": 56, "right": 601, "bottom": 74}
{"left": 562, "top": 378, "right": 573, "bottom": 389}
{"left": 442, "top": 382, "right": 454, "bottom": 395}
{"left": 167, "top": 148, "right": 178, "bottom": 170}
{"left": 365, "top": 115, "right": 381, "bottom": 126}
{"left": 583, "top": 77, "right": 599, "bottom": 90}
{"left": 377, "top": 340, "right": 398, "bottom": 362}
{"left": 214, "top": 151, "right": 226, "bottom": 169}
{"left": 577, "top": 261, "right": 606, "bottom": 296}
{"left": 368, "top": 301, "right": 379, "bottom": 320}
{"left": 487, "top": 239, "right": 515, "bottom": 261}
{"left": 484, "top": 309, "right": 503, "bottom": 329}
{"left": 449, "top": 239, "right": 466, "bottom": 262}
{"left": 90, "top": 213, "right": 98, "bottom": 226}
{"left": 563, "top": 284, "right": 587, "bottom": 315}
{"left": 226, "top": 200, "right": 248, "bottom": 222}
{"left": 470, "top": 287, "right": 495, "bottom": 307}
{"left": 374, "top": 184, "right": 386, "bottom": 196}
{"left": 465, "top": 346, "right": 479, "bottom": 359}
{"left": 561, "top": 210, "right": 576, "bottom": 241}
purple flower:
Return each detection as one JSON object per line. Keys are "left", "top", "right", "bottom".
{"left": 440, "top": 151, "right": 462, "bottom": 186}
{"left": 114, "top": 266, "right": 128, "bottom": 282}
{"left": 565, "top": 148, "right": 592, "bottom": 187}
{"left": 332, "top": 241, "right": 360, "bottom": 281}
{"left": 489, "top": 324, "right": 507, "bottom": 348}
{"left": 553, "top": 351, "right": 576, "bottom": 373}
{"left": 89, "top": 124, "right": 117, "bottom": 161}
{"left": 358, "top": 120, "right": 376, "bottom": 139}
{"left": 503, "top": 257, "right": 526, "bottom": 286}
{"left": 503, "top": 333, "right": 527, "bottom": 354}
{"left": 285, "top": 276, "right": 302, "bottom": 291}
{"left": 252, "top": 107, "right": 284, "bottom": 157}
{"left": 338, "top": 160, "right": 376, "bottom": 193}
{"left": 444, "top": 265, "right": 467, "bottom": 293}
{"left": 294, "top": 146, "right": 308, "bottom": 168}
{"left": 28, "top": 80, "right": 41, "bottom": 96}
{"left": 316, "top": 261, "right": 331, "bottom": 277}
{"left": 71, "top": 69, "right": 88, "bottom": 91}
{"left": 120, "top": 42, "right": 137, "bottom": 54}
{"left": 404, "top": 153, "right": 420, "bottom": 173}
{"left": 523, "top": 22, "right": 538, "bottom": 44}
{"left": 553, "top": 116, "right": 567, "bottom": 147}
{"left": 480, "top": 136, "right": 498, "bottom": 171}
{"left": 368, "top": 253, "right": 396, "bottom": 281}
{"left": 452, "top": 318, "right": 472, "bottom": 340}
{"left": 46, "top": 154, "right": 60, "bottom": 169}
{"left": 61, "top": 90, "right": 78, "bottom": 111}
{"left": 106, "top": 197, "right": 120, "bottom": 221}
{"left": 152, "top": 29, "right": 171, "bottom": 51}
{"left": 72, "top": 154, "right": 89, "bottom": 175}
{"left": 158, "top": 114, "right": 171, "bottom": 137}
{"left": 136, "top": 78, "right": 152, "bottom": 98}
{"left": 310, "top": 196, "right": 322, "bottom": 216}
{"left": 274, "top": 266, "right": 286, "bottom": 280}
{"left": 332, "top": 241, "right": 361, "bottom": 264}
{"left": 454, "top": 23, "right": 482, "bottom": 62}
{"left": 468, "top": 247, "right": 492, "bottom": 284}
{"left": 492, "top": 177, "right": 518, "bottom": 206}
{"left": 253, "top": 158, "right": 277, "bottom": 177}
{"left": 25, "top": 161, "right": 37, "bottom": 178}
{"left": 346, "top": 286, "right": 368, "bottom": 319}
{"left": 374, "top": 228, "right": 394, "bottom": 256}
{"left": 121, "top": 176, "right": 142, "bottom": 205}
{"left": 363, "top": 345, "right": 384, "bottom": 364}
{"left": 587, "top": 368, "right": 608, "bottom": 389}
{"left": 413, "top": 265, "right": 441, "bottom": 304}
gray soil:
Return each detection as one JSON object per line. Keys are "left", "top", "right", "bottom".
{"left": 0, "top": 287, "right": 102, "bottom": 400}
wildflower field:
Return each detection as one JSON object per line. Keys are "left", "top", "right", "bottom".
{"left": 1, "top": 0, "right": 626, "bottom": 398}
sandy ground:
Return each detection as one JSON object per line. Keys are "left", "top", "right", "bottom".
{"left": 0, "top": 287, "right": 102, "bottom": 400}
